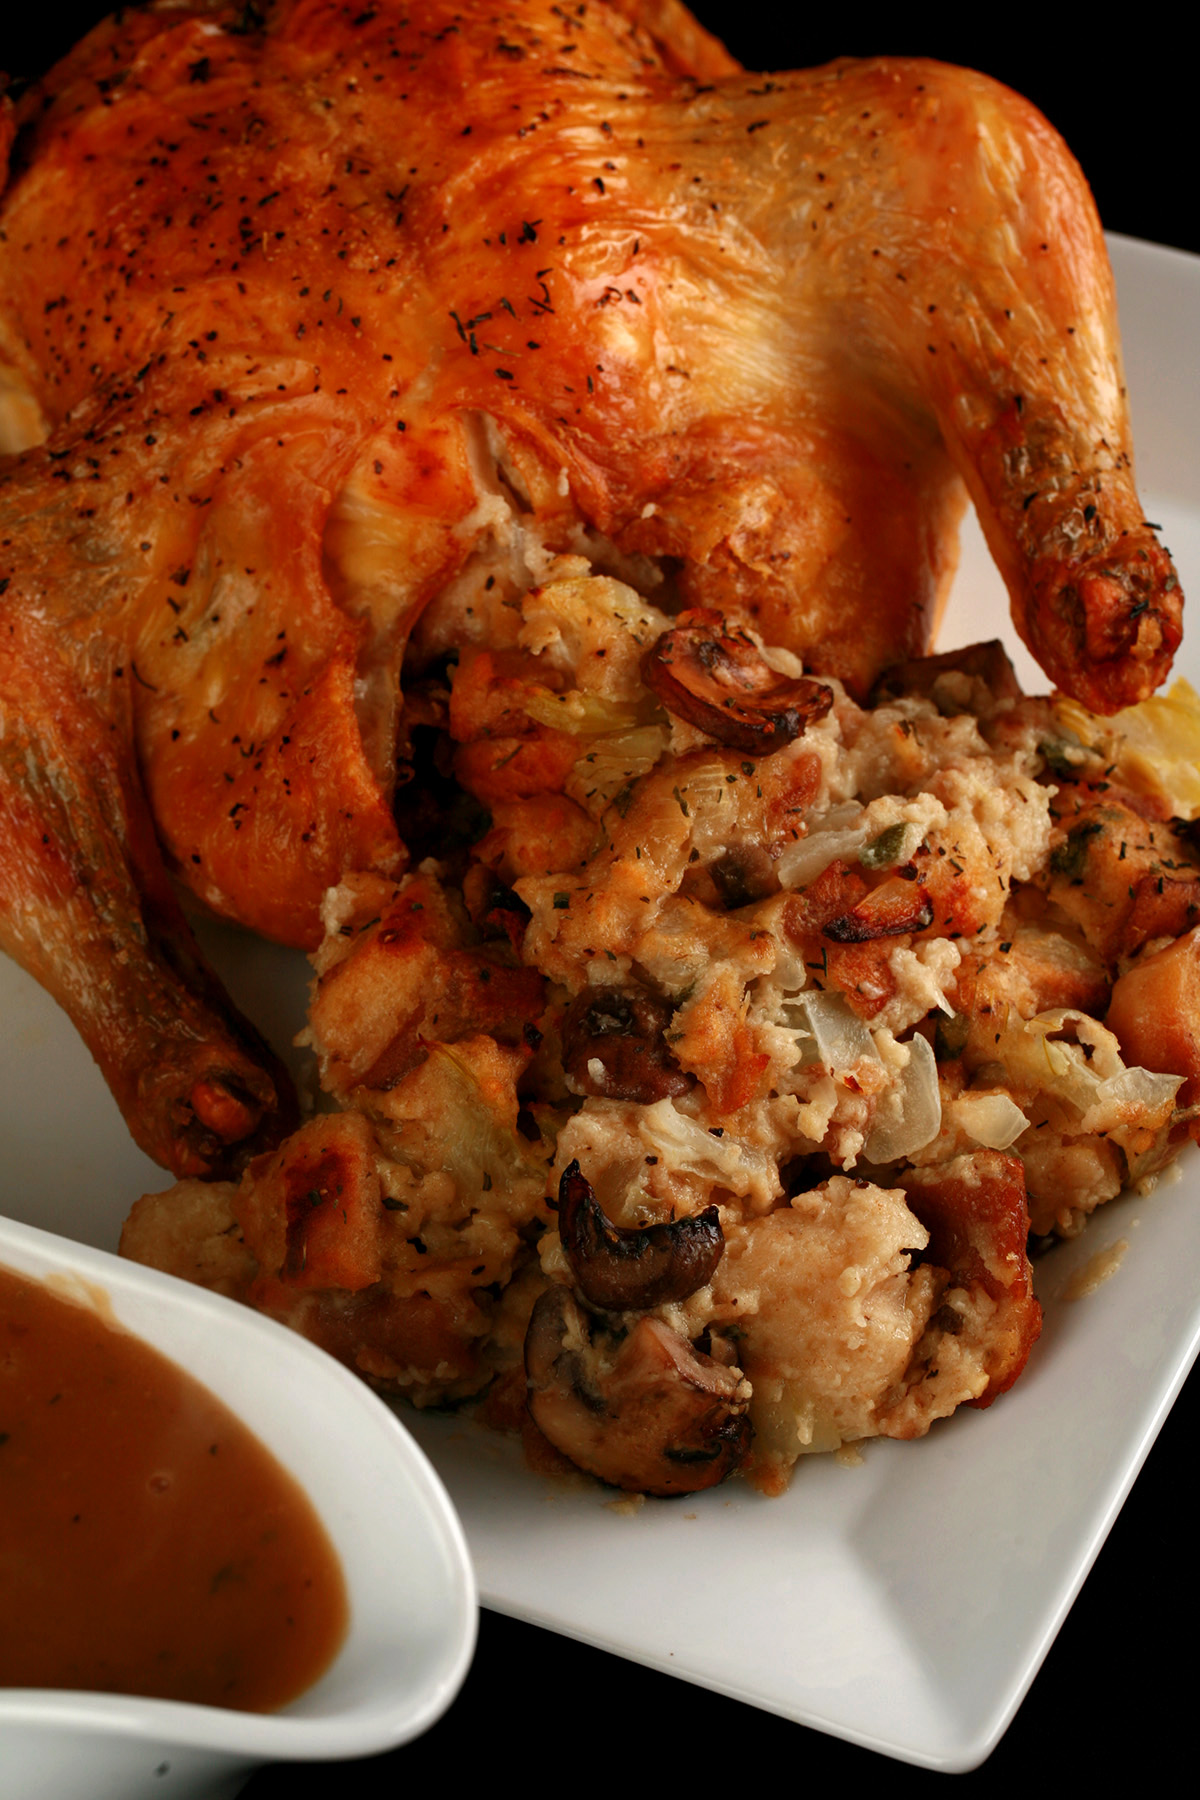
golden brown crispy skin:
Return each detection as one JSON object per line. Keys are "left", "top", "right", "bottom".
{"left": 0, "top": 602, "right": 298, "bottom": 1175}
{"left": 0, "top": 0, "right": 1182, "bottom": 1169}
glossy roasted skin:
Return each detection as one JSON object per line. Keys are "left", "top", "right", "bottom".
{"left": 0, "top": 0, "right": 1182, "bottom": 1171}
{"left": 0, "top": 605, "right": 299, "bottom": 1175}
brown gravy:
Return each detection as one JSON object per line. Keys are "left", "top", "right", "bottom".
{"left": 0, "top": 1261, "right": 348, "bottom": 1710}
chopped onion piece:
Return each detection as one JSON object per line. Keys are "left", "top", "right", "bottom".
{"left": 566, "top": 724, "right": 669, "bottom": 816}
{"left": 1055, "top": 678, "right": 1200, "bottom": 822}
{"left": 954, "top": 1091, "right": 1028, "bottom": 1151}
{"left": 791, "top": 989, "right": 880, "bottom": 1072}
{"left": 863, "top": 1034, "right": 941, "bottom": 1162}
{"left": 523, "top": 685, "right": 643, "bottom": 735}
{"left": 1083, "top": 1065, "right": 1183, "bottom": 1134}
{"left": 1101, "top": 1066, "right": 1183, "bottom": 1110}
{"left": 775, "top": 803, "right": 867, "bottom": 888}
{"left": 635, "top": 1099, "right": 777, "bottom": 1203}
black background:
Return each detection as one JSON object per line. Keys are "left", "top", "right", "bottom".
{"left": 3, "top": 6, "right": 1195, "bottom": 1791}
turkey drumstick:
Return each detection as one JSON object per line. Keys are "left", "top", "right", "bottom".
{"left": 0, "top": 0, "right": 1181, "bottom": 1173}
{"left": 0, "top": 598, "right": 298, "bottom": 1176}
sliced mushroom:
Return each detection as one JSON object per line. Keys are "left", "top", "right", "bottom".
{"left": 710, "top": 843, "right": 779, "bottom": 908}
{"left": 560, "top": 986, "right": 693, "bottom": 1103}
{"left": 871, "top": 639, "right": 1023, "bottom": 709}
{"left": 524, "top": 1286, "right": 752, "bottom": 1496}
{"left": 642, "top": 609, "right": 833, "bottom": 754}
{"left": 556, "top": 1160, "right": 724, "bottom": 1310}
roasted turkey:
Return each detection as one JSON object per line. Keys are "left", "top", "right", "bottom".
{"left": 0, "top": 0, "right": 1183, "bottom": 1175}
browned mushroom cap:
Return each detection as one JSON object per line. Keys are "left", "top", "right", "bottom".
{"left": 524, "top": 1286, "right": 752, "bottom": 1496}
{"left": 871, "top": 639, "right": 1023, "bottom": 709}
{"left": 557, "top": 1160, "right": 724, "bottom": 1310}
{"left": 560, "top": 986, "right": 694, "bottom": 1103}
{"left": 709, "top": 843, "right": 779, "bottom": 909}
{"left": 642, "top": 609, "right": 834, "bottom": 754}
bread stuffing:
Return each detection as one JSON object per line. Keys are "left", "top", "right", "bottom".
{"left": 124, "top": 567, "right": 1199, "bottom": 1492}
